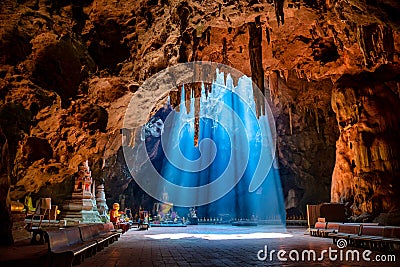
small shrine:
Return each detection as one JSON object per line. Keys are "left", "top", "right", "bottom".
{"left": 96, "top": 184, "right": 109, "bottom": 222}
{"left": 61, "top": 160, "right": 102, "bottom": 223}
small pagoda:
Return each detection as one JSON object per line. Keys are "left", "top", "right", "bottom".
{"left": 61, "top": 160, "right": 102, "bottom": 223}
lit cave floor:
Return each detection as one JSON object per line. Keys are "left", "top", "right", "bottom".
{"left": 79, "top": 225, "right": 399, "bottom": 267}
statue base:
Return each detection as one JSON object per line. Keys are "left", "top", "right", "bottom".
{"left": 61, "top": 210, "right": 102, "bottom": 223}
{"left": 62, "top": 198, "right": 94, "bottom": 211}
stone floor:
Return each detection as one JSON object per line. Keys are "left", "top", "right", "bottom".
{"left": 1, "top": 225, "right": 398, "bottom": 266}
{"left": 79, "top": 225, "right": 398, "bottom": 267}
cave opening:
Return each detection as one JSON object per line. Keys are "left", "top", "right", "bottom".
{"left": 129, "top": 69, "right": 286, "bottom": 225}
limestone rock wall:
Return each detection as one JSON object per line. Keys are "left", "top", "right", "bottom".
{"left": 331, "top": 66, "right": 400, "bottom": 219}
{"left": 270, "top": 73, "right": 338, "bottom": 216}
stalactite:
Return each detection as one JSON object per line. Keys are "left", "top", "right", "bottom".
{"left": 222, "top": 37, "right": 228, "bottom": 65}
{"left": 295, "top": 69, "right": 304, "bottom": 79}
{"left": 314, "top": 107, "right": 320, "bottom": 134}
{"left": 283, "top": 69, "right": 289, "bottom": 82}
{"left": 360, "top": 141, "right": 370, "bottom": 170}
{"left": 268, "top": 71, "right": 279, "bottom": 100}
{"left": 289, "top": 104, "right": 293, "bottom": 135}
{"left": 356, "top": 24, "right": 395, "bottom": 68}
{"left": 371, "top": 141, "right": 379, "bottom": 162}
{"left": 306, "top": 71, "right": 311, "bottom": 82}
{"left": 268, "top": 74, "right": 273, "bottom": 100}
{"left": 379, "top": 141, "right": 390, "bottom": 161}
{"left": 248, "top": 16, "right": 264, "bottom": 116}
{"left": 279, "top": 70, "right": 284, "bottom": 79}
{"left": 397, "top": 82, "right": 400, "bottom": 96}
{"left": 391, "top": 159, "right": 398, "bottom": 174}
{"left": 384, "top": 160, "right": 392, "bottom": 173}
{"left": 266, "top": 75, "right": 272, "bottom": 101}
{"left": 265, "top": 26, "right": 271, "bottom": 45}
{"left": 354, "top": 142, "right": 361, "bottom": 172}
{"left": 274, "top": 0, "right": 285, "bottom": 26}
{"left": 274, "top": 70, "right": 279, "bottom": 95}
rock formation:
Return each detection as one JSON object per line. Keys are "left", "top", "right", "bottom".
{"left": 331, "top": 66, "right": 400, "bottom": 221}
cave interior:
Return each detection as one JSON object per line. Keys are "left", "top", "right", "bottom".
{"left": 0, "top": 0, "right": 400, "bottom": 245}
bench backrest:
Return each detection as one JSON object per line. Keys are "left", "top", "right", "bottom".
{"left": 326, "top": 222, "right": 341, "bottom": 230}
{"left": 64, "top": 227, "right": 83, "bottom": 246}
{"left": 79, "top": 225, "right": 99, "bottom": 241}
{"left": 107, "top": 222, "right": 115, "bottom": 231}
{"left": 360, "top": 226, "right": 384, "bottom": 237}
{"left": 78, "top": 223, "right": 115, "bottom": 240}
{"left": 46, "top": 230, "right": 69, "bottom": 251}
{"left": 314, "top": 222, "right": 327, "bottom": 229}
{"left": 102, "top": 222, "right": 115, "bottom": 233}
{"left": 360, "top": 223, "right": 379, "bottom": 226}
{"left": 383, "top": 226, "right": 400, "bottom": 238}
{"left": 338, "top": 224, "right": 361, "bottom": 235}
{"left": 47, "top": 224, "right": 116, "bottom": 252}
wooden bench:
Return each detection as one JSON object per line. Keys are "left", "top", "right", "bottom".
{"left": 351, "top": 225, "right": 385, "bottom": 249}
{"left": 80, "top": 223, "right": 120, "bottom": 251}
{"left": 329, "top": 224, "right": 361, "bottom": 245}
{"left": 79, "top": 225, "right": 105, "bottom": 253}
{"left": 103, "top": 222, "right": 121, "bottom": 242}
{"left": 25, "top": 219, "right": 60, "bottom": 244}
{"left": 319, "top": 222, "right": 341, "bottom": 238}
{"left": 46, "top": 223, "right": 119, "bottom": 266}
{"left": 309, "top": 222, "right": 327, "bottom": 237}
{"left": 46, "top": 227, "right": 97, "bottom": 266}
{"left": 326, "top": 224, "right": 400, "bottom": 251}
{"left": 309, "top": 222, "right": 341, "bottom": 238}
{"left": 27, "top": 226, "right": 50, "bottom": 245}
{"left": 381, "top": 226, "right": 400, "bottom": 251}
